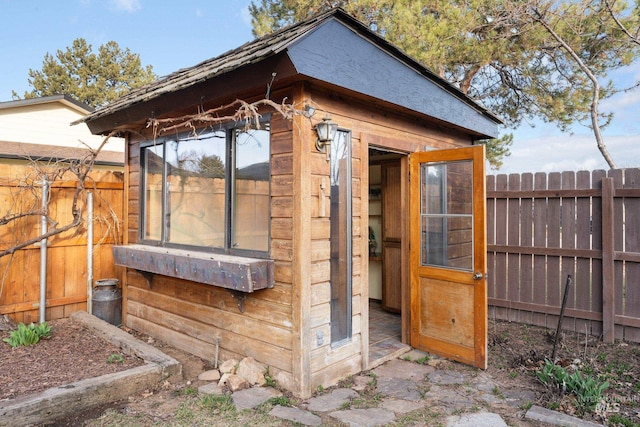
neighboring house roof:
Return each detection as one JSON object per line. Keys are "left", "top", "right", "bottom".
{"left": 0, "top": 94, "right": 94, "bottom": 115}
{"left": 81, "top": 8, "right": 502, "bottom": 139}
{"left": 0, "top": 94, "right": 125, "bottom": 157}
{"left": 0, "top": 140, "right": 123, "bottom": 166}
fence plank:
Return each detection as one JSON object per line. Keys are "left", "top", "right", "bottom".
{"left": 486, "top": 174, "right": 496, "bottom": 313}
{"left": 519, "top": 173, "right": 534, "bottom": 324}
{"left": 560, "top": 171, "right": 577, "bottom": 331}
{"left": 610, "top": 170, "right": 625, "bottom": 339}
{"left": 623, "top": 169, "right": 640, "bottom": 342}
{"left": 507, "top": 174, "right": 521, "bottom": 322}
{"left": 494, "top": 174, "right": 508, "bottom": 320}
{"left": 590, "top": 170, "right": 606, "bottom": 337}
{"left": 547, "top": 172, "right": 562, "bottom": 329}
{"left": 575, "top": 170, "right": 592, "bottom": 335}
{"left": 532, "top": 172, "right": 548, "bottom": 327}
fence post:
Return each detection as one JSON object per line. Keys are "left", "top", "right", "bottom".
{"left": 601, "top": 177, "right": 615, "bottom": 343}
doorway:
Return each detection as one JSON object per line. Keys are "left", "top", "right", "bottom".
{"left": 368, "top": 148, "right": 410, "bottom": 367}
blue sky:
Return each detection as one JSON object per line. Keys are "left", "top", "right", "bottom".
{"left": 2, "top": 0, "right": 639, "bottom": 174}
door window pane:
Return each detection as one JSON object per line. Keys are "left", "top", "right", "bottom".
{"left": 420, "top": 160, "right": 473, "bottom": 270}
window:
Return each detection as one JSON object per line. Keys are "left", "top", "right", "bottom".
{"left": 420, "top": 160, "right": 473, "bottom": 270}
{"left": 141, "top": 122, "right": 270, "bottom": 256}
{"left": 330, "top": 130, "right": 352, "bottom": 345}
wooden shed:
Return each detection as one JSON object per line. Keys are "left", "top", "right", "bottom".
{"left": 81, "top": 9, "right": 502, "bottom": 398}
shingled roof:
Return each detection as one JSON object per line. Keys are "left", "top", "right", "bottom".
{"left": 81, "top": 8, "right": 501, "bottom": 138}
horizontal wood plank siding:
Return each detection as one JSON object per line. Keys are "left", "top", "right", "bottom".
{"left": 120, "top": 91, "right": 297, "bottom": 390}
{"left": 305, "top": 85, "right": 474, "bottom": 393}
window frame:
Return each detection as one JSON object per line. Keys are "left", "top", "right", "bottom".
{"left": 139, "top": 119, "right": 271, "bottom": 259}
{"left": 329, "top": 128, "right": 353, "bottom": 347}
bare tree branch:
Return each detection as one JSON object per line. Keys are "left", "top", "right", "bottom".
{"left": 532, "top": 7, "right": 617, "bottom": 169}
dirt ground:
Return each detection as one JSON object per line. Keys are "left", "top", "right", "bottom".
{"left": 1, "top": 316, "right": 639, "bottom": 426}
{"left": 0, "top": 317, "right": 143, "bottom": 401}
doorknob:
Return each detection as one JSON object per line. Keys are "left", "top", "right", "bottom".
{"left": 473, "top": 272, "right": 484, "bottom": 280}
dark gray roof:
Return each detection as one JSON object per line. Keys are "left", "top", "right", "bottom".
{"left": 81, "top": 8, "right": 502, "bottom": 138}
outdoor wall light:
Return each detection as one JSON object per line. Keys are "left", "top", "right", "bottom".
{"left": 314, "top": 116, "right": 338, "bottom": 153}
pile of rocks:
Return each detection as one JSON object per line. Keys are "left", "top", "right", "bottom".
{"left": 197, "top": 356, "right": 268, "bottom": 394}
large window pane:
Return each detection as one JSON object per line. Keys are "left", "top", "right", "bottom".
{"left": 330, "top": 130, "right": 352, "bottom": 345}
{"left": 140, "top": 122, "right": 271, "bottom": 256}
{"left": 420, "top": 160, "right": 473, "bottom": 271}
{"left": 142, "top": 144, "right": 164, "bottom": 240}
{"left": 233, "top": 126, "right": 270, "bottom": 251}
{"left": 166, "top": 130, "right": 227, "bottom": 247}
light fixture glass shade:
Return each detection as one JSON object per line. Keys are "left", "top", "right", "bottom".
{"left": 315, "top": 116, "right": 338, "bottom": 143}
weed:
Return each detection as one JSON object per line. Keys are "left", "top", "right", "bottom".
{"left": 2, "top": 322, "right": 51, "bottom": 347}
{"left": 508, "top": 371, "right": 518, "bottom": 379}
{"left": 174, "top": 401, "right": 196, "bottom": 422}
{"left": 263, "top": 367, "right": 277, "bottom": 388}
{"left": 106, "top": 353, "right": 124, "bottom": 364}
{"left": 608, "top": 413, "right": 640, "bottom": 427}
{"left": 267, "top": 395, "right": 290, "bottom": 407}
{"left": 200, "top": 394, "right": 235, "bottom": 414}
{"left": 182, "top": 386, "right": 197, "bottom": 396}
{"left": 338, "top": 375, "right": 354, "bottom": 388}
{"left": 492, "top": 385, "right": 505, "bottom": 399}
{"left": 536, "top": 359, "right": 609, "bottom": 413}
{"left": 519, "top": 401, "right": 533, "bottom": 411}
{"left": 316, "top": 384, "right": 324, "bottom": 393}
{"left": 415, "top": 355, "right": 431, "bottom": 365}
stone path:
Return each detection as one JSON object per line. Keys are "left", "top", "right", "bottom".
{"left": 199, "top": 349, "right": 593, "bottom": 426}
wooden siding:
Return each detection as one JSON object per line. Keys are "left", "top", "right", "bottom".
{"left": 304, "top": 84, "right": 473, "bottom": 394}
{"left": 487, "top": 169, "right": 640, "bottom": 343}
{"left": 122, "top": 88, "right": 299, "bottom": 392}
{"left": 118, "top": 82, "right": 476, "bottom": 398}
{"left": 0, "top": 165, "right": 124, "bottom": 323}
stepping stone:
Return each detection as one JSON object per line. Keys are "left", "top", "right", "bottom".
{"left": 329, "top": 408, "right": 396, "bottom": 426}
{"left": 472, "top": 374, "right": 497, "bottom": 393}
{"left": 198, "top": 382, "right": 224, "bottom": 395}
{"left": 380, "top": 398, "right": 426, "bottom": 414}
{"left": 269, "top": 405, "right": 322, "bottom": 426}
{"left": 198, "top": 369, "right": 221, "bottom": 382}
{"left": 427, "top": 370, "right": 468, "bottom": 385}
{"left": 479, "top": 393, "right": 502, "bottom": 405}
{"left": 231, "top": 387, "right": 282, "bottom": 411}
{"left": 373, "top": 358, "right": 433, "bottom": 380}
{"left": 503, "top": 388, "right": 537, "bottom": 407}
{"left": 424, "top": 388, "right": 476, "bottom": 414}
{"left": 525, "top": 405, "right": 604, "bottom": 427}
{"left": 351, "top": 375, "right": 372, "bottom": 391}
{"left": 306, "top": 388, "right": 358, "bottom": 412}
{"left": 375, "top": 377, "right": 423, "bottom": 402}
{"left": 446, "top": 411, "right": 508, "bottom": 427}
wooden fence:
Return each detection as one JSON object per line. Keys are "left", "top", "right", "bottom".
{"left": 487, "top": 168, "right": 640, "bottom": 343}
{"left": 0, "top": 166, "right": 124, "bottom": 324}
